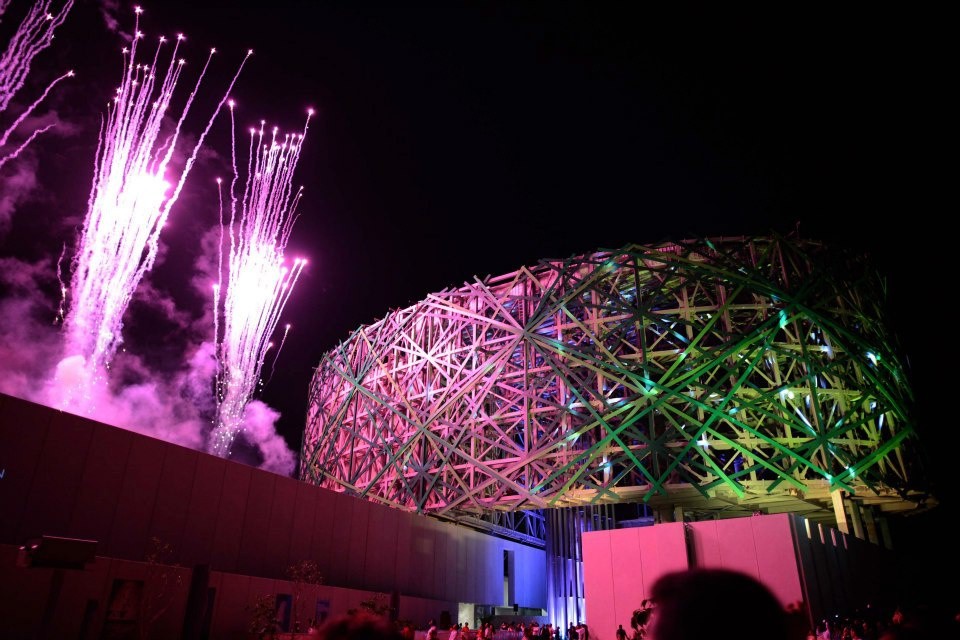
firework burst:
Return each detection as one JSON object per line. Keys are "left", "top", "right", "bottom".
{"left": 209, "top": 103, "right": 311, "bottom": 458}
{"left": 0, "top": 0, "right": 74, "bottom": 169}
{"left": 56, "top": 6, "right": 250, "bottom": 412}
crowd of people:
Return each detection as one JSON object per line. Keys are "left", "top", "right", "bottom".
{"left": 809, "top": 604, "right": 959, "bottom": 640}
{"left": 637, "top": 568, "right": 958, "bottom": 640}
{"left": 421, "top": 617, "right": 574, "bottom": 640}
{"left": 299, "top": 568, "right": 957, "bottom": 640}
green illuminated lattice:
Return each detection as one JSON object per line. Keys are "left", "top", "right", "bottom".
{"left": 301, "top": 236, "right": 925, "bottom": 521}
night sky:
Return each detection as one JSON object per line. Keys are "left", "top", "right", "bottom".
{"left": 1, "top": 0, "right": 951, "bottom": 600}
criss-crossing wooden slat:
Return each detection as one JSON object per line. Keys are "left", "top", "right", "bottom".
{"left": 301, "top": 236, "right": 925, "bottom": 523}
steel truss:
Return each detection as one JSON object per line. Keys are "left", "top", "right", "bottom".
{"left": 301, "top": 236, "right": 926, "bottom": 527}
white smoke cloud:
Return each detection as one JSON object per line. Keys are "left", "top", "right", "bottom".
{"left": 0, "top": 252, "right": 296, "bottom": 475}
{"left": 184, "top": 339, "right": 218, "bottom": 417}
{"left": 39, "top": 350, "right": 204, "bottom": 450}
{"left": 238, "top": 400, "right": 297, "bottom": 476}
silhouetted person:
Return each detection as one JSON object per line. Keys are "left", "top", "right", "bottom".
{"left": 317, "top": 612, "right": 405, "bottom": 640}
{"left": 647, "top": 568, "right": 795, "bottom": 640}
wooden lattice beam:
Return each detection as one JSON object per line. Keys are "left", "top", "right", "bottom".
{"left": 301, "top": 236, "right": 928, "bottom": 521}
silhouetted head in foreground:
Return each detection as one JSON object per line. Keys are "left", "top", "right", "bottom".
{"left": 318, "top": 612, "right": 404, "bottom": 640}
{"left": 648, "top": 568, "right": 790, "bottom": 640}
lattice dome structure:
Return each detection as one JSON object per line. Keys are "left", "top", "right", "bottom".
{"left": 301, "top": 236, "right": 930, "bottom": 528}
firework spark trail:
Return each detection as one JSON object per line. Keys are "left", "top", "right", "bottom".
{"left": 209, "top": 105, "right": 311, "bottom": 458}
{"left": 0, "top": 0, "right": 74, "bottom": 169}
{"left": 58, "top": 6, "right": 250, "bottom": 411}
{"left": 265, "top": 322, "right": 291, "bottom": 386}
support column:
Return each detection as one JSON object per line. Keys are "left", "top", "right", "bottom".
{"left": 843, "top": 498, "right": 865, "bottom": 540}
{"left": 181, "top": 563, "right": 210, "bottom": 640}
{"left": 655, "top": 505, "right": 673, "bottom": 524}
{"left": 860, "top": 505, "right": 879, "bottom": 545}
{"left": 878, "top": 516, "right": 894, "bottom": 550}
{"left": 545, "top": 505, "right": 615, "bottom": 630}
{"left": 831, "top": 490, "right": 849, "bottom": 534}
{"left": 673, "top": 504, "right": 685, "bottom": 523}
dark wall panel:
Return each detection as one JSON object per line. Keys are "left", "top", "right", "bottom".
{"left": 0, "top": 541, "right": 468, "bottom": 640}
{"left": 20, "top": 412, "right": 95, "bottom": 541}
{"left": 236, "top": 470, "right": 276, "bottom": 575}
{"left": 0, "top": 544, "right": 65, "bottom": 635}
{"left": 794, "top": 521, "right": 826, "bottom": 623}
{"left": 856, "top": 534, "right": 890, "bottom": 606}
{"left": 0, "top": 396, "right": 53, "bottom": 543}
{"left": 467, "top": 535, "right": 482, "bottom": 600}
{"left": 821, "top": 530, "right": 848, "bottom": 613}
{"left": 68, "top": 423, "right": 133, "bottom": 545}
{"left": 108, "top": 435, "right": 166, "bottom": 560}
{"left": 452, "top": 527, "right": 466, "bottom": 597}
{"left": 409, "top": 520, "right": 436, "bottom": 598}
{"left": 264, "top": 474, "right": 299, "bottom": 575}
{"left": 444, "top": 530, "right": 457, "bottom": 600}
{"left": 327, "top": 492, "right": 355, "bottom": 585}
{"left": 380, "top": 506, "right": 401, "bottom": 589}
{"left": 288, "top": 481, "right": 318, "bottom": 567}
{"left": 209, "top": 571, "right": 253, "bottom": 637}
{"left": 211, "top": 462, "right": 252, "bottom": 571}
{"left": 309, "top": 488, "right": 336, "bottom": 579}
{"left": 432, "top": 526, "right": 447, "bottom": 599}
{"left": 363, "top": 502, "right": 393, "bottom": 591}
{"left": 149, "top": 444, "right": 199, "bottom": 552}
{"left": 394, "top": 513, "right": 413, "bottom": 594}
{"left": 810, "top": 526, "right": 835, "bottom": 618}
{"left": 2, "top": 393, "right": 549, "bottom": 608}
{"left": 346, "top": 496, "right": 370, "bottom": 588}
{"left": 180, "top": 455, "right": 226, "bottom": 566}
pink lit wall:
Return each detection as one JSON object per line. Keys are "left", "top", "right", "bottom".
{"left": 582, "top": 515, "right": 805, "bottom": 640}
{"left": 686, "top": 515, "right": 804, "bottom": 608}
{"left": 581, "top": 523, "right": 689, "bottom": 640}
{"left": 583, "top": 513, "right": 898, "bottom": 640}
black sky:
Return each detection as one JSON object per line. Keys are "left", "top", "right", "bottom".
{"left": 1, "top": 0, "right": 951, "bottom": 597}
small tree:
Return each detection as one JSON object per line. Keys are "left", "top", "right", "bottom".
{"left": 355, "top": 592, "right": 392, "bottom": 618}
{"left": 248, "top": 594, "right": 281, "bottom": 640}
{"left": 286, "top": 559, "right": 324, "bottom": 636}
{"left": 138, "top": 537, "right": 185, "bottom": 640}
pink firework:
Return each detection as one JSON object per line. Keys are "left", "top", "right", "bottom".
{"left": 209, "top": 105, "right": 311, "bottom": 458}
{"left": 57, "top": 6, "right": 250, "bottom": 411}
{"left": 0, "top": 0, "right": 74, "bottom": 169}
